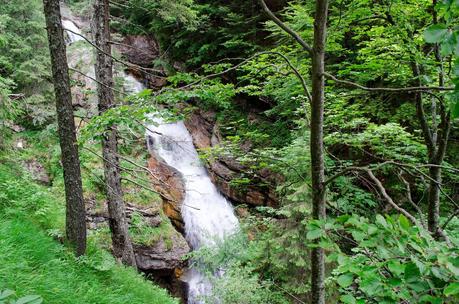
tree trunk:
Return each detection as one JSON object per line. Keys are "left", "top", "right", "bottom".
{"left": 43, "top": 0, "right": 86, "bottom": 256}
{"left": 310, "top": 1, "right": 329, "bottom": 303}
{"left": 92, "top": 0, "right": 137, "bottom": 267}
{"left": 427, "top": 165, "right": 441, "bottom": 233}
{"left": 411, "top": 0, "right": 452, "bottom": 239}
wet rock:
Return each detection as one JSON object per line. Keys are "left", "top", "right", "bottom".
{"left": 23, "top": 159, "right": 50, "bottom": 185}
{"left": 117, "top": 35, "right": 167, "bottom": 89}
{"left": 118, "top": 35, "right": 159, "bottom": 67}
{"left": 147, "top": 155, "right": 186, "bottom": 232}
{"left": 134, "top": 231, "right": 190, "bottom": 272}
{"left": 4, "top": 121, "right": 25, "bottom": 133}
{"left": 86, "top": 200, "right": 189, "bottom": 277}
{"left": 235, "top": 206, "right": 250, "bottom": 218}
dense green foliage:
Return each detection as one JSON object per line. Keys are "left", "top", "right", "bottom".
{"left": 0, "top": 1, "right": 177, "bottom": 300}
{"left": 2, "top": 0, "right": 459, "bottom": 303}
{"left": 0, "top": 0, "right": 53, "bottom": 129}
{"left": 112, "top": 0, "right": 263, "bottom": 67}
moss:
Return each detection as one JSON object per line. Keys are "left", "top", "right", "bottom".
{"left": 129, "top": 211, "right": 175, "bottom": 248}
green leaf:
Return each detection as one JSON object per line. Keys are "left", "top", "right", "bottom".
{"left": 340, "top": 294, "right": 356, "bottom": 304}
{"left": 419, "top": 295, "right": 442, "bottom": 304}
{"left": 424, "top": 24, "right": 449, "bottom": 43}
{"left": 15, "top": 295, "right": 42, "bottom": 304}
{"left": 444, "top": 282, "right": 459, "bottom": 296}
{"left": 451, "top": 98, "right": 459, "bottom": 119}
{"left": 388, "top": 260, "right": 404, "bottom": 276}
{"left": 404, "top": 262, "right": 421, "bottom": 283}
{"left": 307, "top": 229, "right": 323, "bottom": 240}
{"left": 398, "top": 214, "right": 410, "bottom": 230}
{"left": 0, "top": 290, "right": 14, "bottom": 300}
{"left": 375, "top": 214, "right": 387, "bottom": 228}
{"left": 337, "top": 273, "right": 354, "bottom": 288}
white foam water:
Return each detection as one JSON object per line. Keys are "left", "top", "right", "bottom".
{"left": 122, "top": 74, "right": 145, "bottom": 94}
{"left": 61, "top": 11, "right": 236, "bottom": 302}
{"left": 62, "top": 19, "right": 84, "bottom": 44}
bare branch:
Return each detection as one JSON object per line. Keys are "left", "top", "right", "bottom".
{"left": 365, "top": 169, "right": 419, "bottom": 226}
{"left": 69, "top": 67, "right": 127, "bottom": 96}
{"left": 323, "top": 72, "right": 454, "bottom": 92}
{"left": 442, "top": 209, "right": 459, "bottom": 230}
{"left": 258, "top": 0, "right": 313, "bottom": 55}
{"left": 63, "top": 27, "right": 165, "bottom": 78}
{"left": 7, "top": 94, "right": 25, "bottom": 100}
{"left": 397, "top": 171, "right": 427, "bottom": 229}
{"left": 325, "top": 163, "right": 421, "bottom": 226}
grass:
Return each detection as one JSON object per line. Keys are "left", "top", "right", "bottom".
{"left": 0, "top": 146, "right": 178, "bottom": 303}
{"left": 0, "top": 218, "right": 177, "bottom": 304}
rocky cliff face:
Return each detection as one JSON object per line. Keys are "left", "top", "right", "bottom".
{"left": 146, "top": 150, "right": 186, "bottom": 232}
{"left": 86, "top": 201, "right": 189, "bottom": 274}
{"left": 117, "top": 35, "right": 282, "bottom": 210}
{"left": 184, "top": 108, "right": 281, "bottom": 208}
{"left": 117, "top": 35, "right": 167, "bottom": 89}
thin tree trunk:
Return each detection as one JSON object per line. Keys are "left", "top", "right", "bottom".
{"left": 427, "top": 166, "right": 441, "bottom": 232}
{"left": 92, "top": 0, "right": 137, "bottom": 267}
{"left": 310, "top": 1, "right": 329, "bottom": 303}
{"left": 421, "top": 0, "right": 451, "bottom": 238}
{"left": 43, "top": 0, "right": 86, "bottom": 256}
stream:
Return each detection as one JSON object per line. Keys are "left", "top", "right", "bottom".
{"left": 64, "top": 18, "right": 240, "bottom": 304}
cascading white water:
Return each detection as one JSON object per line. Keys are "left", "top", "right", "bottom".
{"left": 123, "top": 74, "right": 145, "bottom": 94}
{"left": 62, "top": 19, "right": 84, "bottom": 44}
{"left": 121, "top": 74, "right": 239, "bottom": 302}
{"left": 146, "top": 119, "right": 240, "bottom": 303}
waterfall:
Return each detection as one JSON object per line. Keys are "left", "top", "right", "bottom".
{"left": 146, "top": 118, "right": 239, "bottom": 303}
{"left": 62, "top": 19, "right": 84, "bottom": 44}
{"left": 123, "top": 75, "right": 240, "bottom": 303}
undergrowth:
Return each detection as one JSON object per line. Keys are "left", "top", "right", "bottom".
{"left": 0, "top": 143, "right": 178, "bottom": 303}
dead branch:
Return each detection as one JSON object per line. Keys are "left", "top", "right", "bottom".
{"left": 323, "top": 72, "right": 454, "bottom": 92}
{"left": 258, "top": 0, "right": 313, "bottom": 55}
{"left": 442, "top": 209, "right": 459, "bottom": 230}
{"left": 397, "top": 171, "right": 427, "bottom": 228}
{"left": 63, "top": 27, "right": 165, "bottom": 78}
{"left": 69, "top": 67, "right": 127, "bottom": 96}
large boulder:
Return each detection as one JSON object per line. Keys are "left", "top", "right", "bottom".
{"left": 86, "top": 201, "right": 190, "bottom": 278}
{"left": 22, "top": 159, "right": 50, "bottom": 185}
{"left": 134, "top": 231, "right": 190, "bottom": 273}
{"left": 184, "top": 109, "right": 281, "bottom": 208}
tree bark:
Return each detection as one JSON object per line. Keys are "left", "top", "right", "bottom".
{"left": 310, "top": 1, "right": 329, "bottom": 303}
{"left": 411, "top": 0, "right": 452, "bottom": 238}
{"left": 43, "top": 0, "right": 86, "bottom": 256}
{"left": 92, "top": 0, "right": 137, "bottom": 267}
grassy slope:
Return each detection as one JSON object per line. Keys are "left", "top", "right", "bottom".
{"left": 0, "top": 218, "right": 176, "bottom": 304}
{"left": 0, "top": 143, "right": 178, "bottom": 304}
